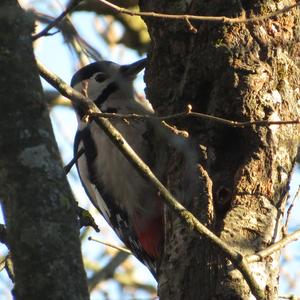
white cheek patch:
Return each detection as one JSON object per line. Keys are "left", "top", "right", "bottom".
{"left": 87, "top": 77, "right": 110, "bottom": 102}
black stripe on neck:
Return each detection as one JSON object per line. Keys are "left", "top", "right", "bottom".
{"left": 74, "top": 82, "right": 119, "bottom": 119}
{"left": 95, "top": 82, "right": 118, "bottom": 107}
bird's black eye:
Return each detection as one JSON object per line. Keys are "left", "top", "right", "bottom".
{"left": 95, "top": 73, "right": 108, "bottom": 83}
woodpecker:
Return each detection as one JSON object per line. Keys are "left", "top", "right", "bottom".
{"left": 71, "top": 58, "right": 163, "bottom": 276}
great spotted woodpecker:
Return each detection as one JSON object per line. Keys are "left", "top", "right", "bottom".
{"left": 71, "top": 58, "right": 163, "bottom": 276}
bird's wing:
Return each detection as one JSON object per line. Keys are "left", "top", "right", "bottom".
{"left": 74, "top": 127, "right": 157, "bottom": 276}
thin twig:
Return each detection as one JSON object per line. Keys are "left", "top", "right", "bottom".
{"left": 89, "top": 109, "right": 300, "bottom": 129}
{"left": 5, "top": 255, "right": 14, "bottom": 282}
{"left": 37, "top": 60, "right": 264, "bottom": 299}
{"left": 32, "top": 0, "right": 82, "bottom": 41}
{"left": 284, "top": 185, "right": 300, "bottom": 235}
{"left": 246, "top": 228, "right": 300, "bottom": 263}
{"left": 64, "top": 148, "right": 85, "bottom": 174}
{"left": 161, "top": 120, "right": 189, "bottom": 138}
{"left": 77, "top": 207, "right": 100, "bottom": 232}
{"left": 185, "top": 16, "right": 197, "bottom": 33}
{"left": 88, "top": 236, "right": 132, "bottom": 254}
{"left": 34, "top": 11, "right": 102, "bottom": 62}
{"left": 279, "top": 295, "right": 300, "bottom": 300}
{"left": 97, "top": 0, "right": 299, "bottom": 24}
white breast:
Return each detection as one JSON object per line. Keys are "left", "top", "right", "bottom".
{"left": 81, "top": 118, "right": 154, "bottom": 217}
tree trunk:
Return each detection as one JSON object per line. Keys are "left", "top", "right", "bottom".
{"left": 140, "top": 0, "right": 300, "bottom": 299}
{"left": 0, "top": 1, "right": 89, "bottom": 299}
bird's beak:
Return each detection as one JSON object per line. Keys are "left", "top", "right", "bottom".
{"left": 120, "top": 58, "right": 147, "bottom": 79}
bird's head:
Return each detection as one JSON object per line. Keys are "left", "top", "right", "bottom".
{"left": 71, "top": 58, "right": 151, "bottom": 115}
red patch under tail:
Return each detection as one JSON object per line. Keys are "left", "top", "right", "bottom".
{"left": 133, "top": 203, "right": 164, "bottom": 258}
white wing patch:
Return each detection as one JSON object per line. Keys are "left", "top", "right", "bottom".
{"left": 90, "top": 183, "right": 111, "bottom": 222}
{"left": 77, "top": 140, "right": 111, "bottom": 223}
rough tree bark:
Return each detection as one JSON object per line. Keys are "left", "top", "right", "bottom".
{"left": 0, "top": 1, "right": 89, "bottom": 299}
{"left": 139, "top": 0, "right": 300, "bottom": 299}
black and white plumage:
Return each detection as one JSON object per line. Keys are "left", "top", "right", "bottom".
{"left": 71, "top": 59, "right": 163, "bottom": 276}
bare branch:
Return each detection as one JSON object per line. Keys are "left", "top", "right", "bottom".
{"left": 64, "top": 149, "right": 85, "bottom": 174}
{"left": 284, "top": 185, "right": 300, "bottom": 235}
{"left": 114, "top": 273, "right": 156, "bottom": 294}
{"left": 88, "top": 251, "right": 130, "bottom": 291}
{"left": 32, "top": 0, "right": 82, "bottom": 41}
{"left": 89, "top": 108, "right": 300, "bottom": 129}
{"left": 96, "top": 0, "right": 300, "bottom": 24}
{"left": 4, "top": 255, "right": 14, "bottom": 283}
{"left": 88, "top": 236, "right": 132, "bottom": 254}
{"left": 279, "top": 295, "right": 300, "bottom": 300}
{"left": 37, "top": 60, "right": 265, "bottom": 299}
{"left": 246, "top": 228, "right": 300, "bottom": 263}
{"left": 77, "top": 207, "right": 100, "bottom": 233}
{"left": 184, "top": 16, "right": 197, "bottom": 33}
{"left": 34, "top": 11, "right": 102, "bottom": 62}
{"left": 43, "top": 90, "right": 70, "bottom": 107}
